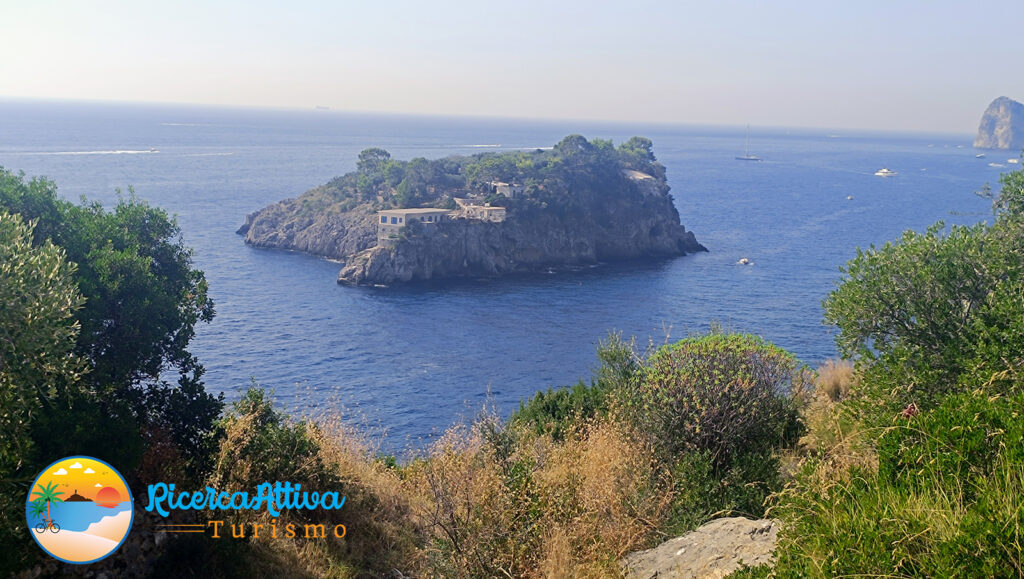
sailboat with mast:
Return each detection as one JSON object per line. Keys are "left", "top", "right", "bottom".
{"left": 735, "top": 125, "right": 761, "bottom": 161}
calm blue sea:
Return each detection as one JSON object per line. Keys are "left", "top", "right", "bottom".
{"left": 25, "top": 501, "right": 131, "bottom": 533}
{"left": 0, "top": 99, "right": 1010, "bottom": 450}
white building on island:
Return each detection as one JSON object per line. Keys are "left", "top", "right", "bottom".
{"left": 377, "top": 208, "right": 453, "bottom": 245}
{"left": 486, "top": 181, "right": 525, "bottom": 198}
{"left": 453, "top": 198, "right": 507, "bottom": 222}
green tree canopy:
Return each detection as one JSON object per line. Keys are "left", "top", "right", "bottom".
{"left": 0, "top": 211, "right": 85, "bottom": 470}
{"left": 356, "top": 147, "right": 392, "bottom": 174}
{"left": 0, "top": 211, "right": 84, "bottom": 574}
{"left": 0, "top": 168, "right": 222, "bottom": 476}
{"left": 824, "top": 167, "right": 1024, "bottom": 415}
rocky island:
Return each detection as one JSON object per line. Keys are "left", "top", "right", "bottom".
{"left": 974, "top": 96, "right": 1024, "bottom": 150}
{"left": 238, "top": 135, "right": 705, "bottom": 285}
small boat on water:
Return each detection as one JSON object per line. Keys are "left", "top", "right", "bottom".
{"left": 735, "top": 125, "right": 761, "bottom": 161}
{"left": 737, "top": 257, "right": 753, "bottom": 265}
{"left": 874, "top": 168, "right": 898, "bottom": 177}
{"left": 1009, "top": 159, "right": 1020, "bottom": 164}
{"left": 989, "top": 162, "right": 1006, "bottom": 168}
{"left": 976, "top": 153, "right": 986, "bottom": 158}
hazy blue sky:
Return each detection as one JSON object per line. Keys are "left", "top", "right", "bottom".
{"left": 2, "top": 0, "right": 1021, "bottom": 132}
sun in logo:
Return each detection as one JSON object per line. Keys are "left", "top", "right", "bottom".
{"left": 25, "top": 456, "right": 133, "bottom": 564}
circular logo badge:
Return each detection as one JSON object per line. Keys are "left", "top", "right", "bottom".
{"left": 25, "top": 456, "right": 134, "bottom": 564}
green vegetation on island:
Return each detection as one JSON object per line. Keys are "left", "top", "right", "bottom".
{"left": 268, "top": 135, "right": 669, "bottom": 215}
{"left": 2, "top": 163, "right": 1023, "bottom": 576}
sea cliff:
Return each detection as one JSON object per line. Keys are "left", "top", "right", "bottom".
{"left": 239, "top": 135, "right": 705, "bottom": 285}
{"left": 974, "top": 96, "right": 1024, "bottom": 150}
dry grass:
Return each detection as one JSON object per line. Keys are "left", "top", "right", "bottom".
{"left": 311, "top": 416, "right": 424, "bottom": 576}
{"left": 775, "top": 359, "right": 876, "bottom": 489}
{"left": 203, "top": 397, "right": 422, "bottom": 577}
{"left": 815, "top": 359, "right": 855, "bottom": 402}
{"left": 403, "top": 414, "right": 671, "bottom": 577}
{"left": 800, "top": 359, "right": 860, "bottom": 456}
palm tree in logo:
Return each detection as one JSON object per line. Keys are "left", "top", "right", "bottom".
{"left": 30, "top": 481, "right": 64, "bottom": 533}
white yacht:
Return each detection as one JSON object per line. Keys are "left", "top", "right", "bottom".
{"left": 735, "top": 125, "right": 761, "bottom": 161}
{"left": 874, "top": 168, "right": 898, "bottom": 177}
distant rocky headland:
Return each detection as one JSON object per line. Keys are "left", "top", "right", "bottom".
{"left": 974, "top": 96, "right": 1024, "bottom": 150}
{"left": 238, "top": 135, "right": 706, "bottom": 285}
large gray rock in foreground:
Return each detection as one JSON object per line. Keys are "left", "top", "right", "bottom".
{"left": 975, "top": 96, "right": 1024, "bottom": 150}
{"left": 621, "top": 517, "right": 778, "bottom": 579}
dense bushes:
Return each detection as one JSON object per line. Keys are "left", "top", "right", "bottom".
{"left": 513, "top": 330, "right": 808, "bottom": 549}
{"left": 629, "top": 333, "right": 807, "bottom": 535}
{"left": 0, "top": 169, "right": 222, "bottom": 481}
{"left": 769, "top": 391, "right": 1024, "bottom": 577}
{"left": 761, "top": 167, "right": 1024, "bottom": 577}
{"left": 0, "top": 212, "right": 85, "bottom": 574}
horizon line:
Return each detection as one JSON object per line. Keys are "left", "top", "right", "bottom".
{"left": 0, "top": 95, "right": 978, "bottom": 140}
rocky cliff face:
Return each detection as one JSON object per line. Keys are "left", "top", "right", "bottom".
{"left": 974, "top": 96, "right": 1024, "bottom": 150}
{"left": 237, "top": 196, "right": 378, "bottom": 259}
{"left": 337, "top": 179, "right": 704, "bottom": 285}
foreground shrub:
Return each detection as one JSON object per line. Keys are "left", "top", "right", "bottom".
{"left": 876, "top": 391, "right": 1024, "bottom": 500}
{"left": 667, "top": 449, "right": 785, "bottom": 534}
{"left": 1, "top": 168, "right": 224, "bottom": 503}
{"left": 637, "top": 333, "right": 806, "bottom": 469}
{"left": 0, "top": 212, "right": 85, "bottom": 576}
{"left": 208, "top": 388, "right": 335, "bottom": 495}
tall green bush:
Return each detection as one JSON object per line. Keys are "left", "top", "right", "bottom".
{"left": 824, "top": 167, "right": 1024, "bottom": 420}
{"left": 639, "top": 333, "right": 806, "bottom": 469}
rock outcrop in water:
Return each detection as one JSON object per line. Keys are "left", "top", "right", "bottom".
{"left": 238, "top": 191, "right": 379, "bottom": 258}
{"left": 974, "top": 96, "right": 1024, "bottom": 150}
{"left": 240, "top": 135, "right": 705, "bottom": 285}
